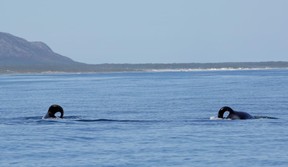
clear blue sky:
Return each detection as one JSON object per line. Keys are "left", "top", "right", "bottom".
{"left": 1, "top": 0, "right": 287, "bottom": 64}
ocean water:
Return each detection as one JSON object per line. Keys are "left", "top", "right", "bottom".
{"left": 1, "top": 69, "right": 288, "bottom": 167}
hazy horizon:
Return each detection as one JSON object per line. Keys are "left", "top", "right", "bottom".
{"left": 2, "top": 0, "right": 288, "bottom": 64}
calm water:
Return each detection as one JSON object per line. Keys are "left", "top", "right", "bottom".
{"left": 1, "top": 70, "right": 288, "bottom": 167}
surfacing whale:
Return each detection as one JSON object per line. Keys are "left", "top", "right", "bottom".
{"left": 43, "top": 104, "right": 64, "bottom": 119}
{"left": 217, "top": 106, "right": 277, "bottom": 120}
{"left": 218, "top": 106, "right": 253, "bottom": 119}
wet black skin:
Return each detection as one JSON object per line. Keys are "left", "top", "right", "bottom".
{"left": 218, "top": 106, "right": 253, "bottom": 120}
{"left": 43, "top": 104, "right": 64, "bottom": 119}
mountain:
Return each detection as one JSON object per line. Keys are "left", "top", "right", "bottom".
{"left": 1, "top": 32, "right": 288, "bottom": 73}
{"left": 0, "top": 32, "right": 87, "bottom": 72}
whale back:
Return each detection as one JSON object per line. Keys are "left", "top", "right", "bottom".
{"left": 47, "top": 104, "right": 64, "bottom": 118}
{"left": 218, "top": 106, "right": 253, "bottom": 119}
{"left": 229, "top": 111, "right": 253, "bottom": 119}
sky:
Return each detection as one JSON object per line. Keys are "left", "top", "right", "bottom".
{"left": 1, "top": 0, "right": 288, "bottom": 64}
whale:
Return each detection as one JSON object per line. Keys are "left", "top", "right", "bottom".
{"left": 218, "top": 106, "right": 253, "bottom": 120}
{"left": 43, "top": 104, "right": 64, "bottom": 119}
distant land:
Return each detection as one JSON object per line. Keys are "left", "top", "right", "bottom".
{"left": 1, "top": 32, "right": 288, "bottom": 74}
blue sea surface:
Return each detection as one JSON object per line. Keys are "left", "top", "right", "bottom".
{"left": 1, "top": 69, "right": 288, "bottom": 167}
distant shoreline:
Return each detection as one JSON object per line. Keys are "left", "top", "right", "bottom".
{"left": 143, "top": 67, "right": 288, "bottom": 72}
{"left": 1, "top": 62, "right": 288, "bottom": 74}
{"left": 2, "top": 32, "right": 288, "bottom": 74}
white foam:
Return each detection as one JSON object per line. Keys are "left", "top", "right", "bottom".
{"left": 210, "top": 116, "right": 221, "bottom": 120}
{"left": 209, "top": 116, "right": 232, "bottom": 120}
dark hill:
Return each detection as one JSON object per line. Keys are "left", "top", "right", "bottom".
{"left": 1, "top": 32, "right": 288, "bottom": 73}
{"left": 0, "top": 32, "right": 88, "bottom": 72}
